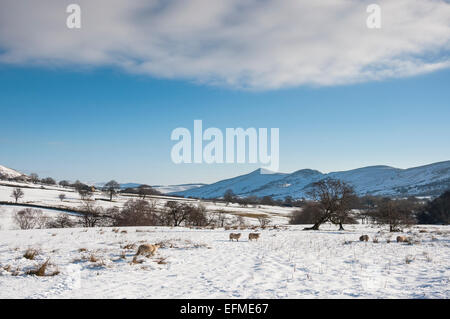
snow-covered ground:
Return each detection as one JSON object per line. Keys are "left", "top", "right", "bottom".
{"left": 0, "top": 224, "right": 448, "bottom": 298}
{"left": 1, "top": 181, "right": 448, "bottom": 299}
{"left": 0, "top": 182, "right": 295, "bottom": 228}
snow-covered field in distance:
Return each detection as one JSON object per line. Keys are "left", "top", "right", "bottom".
{"left": 0, "top": 181, "right": 295, "bottom": 230}
{"left": 0, "top": 224, "right": 448, "bottom": 298}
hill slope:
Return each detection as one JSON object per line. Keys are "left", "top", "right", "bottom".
{"left": 0, "top": 165, "right": 26, "bottom": 180}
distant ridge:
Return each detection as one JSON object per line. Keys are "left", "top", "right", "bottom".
{"left": 172, "top": 161, "right": 450, "bottom": 199}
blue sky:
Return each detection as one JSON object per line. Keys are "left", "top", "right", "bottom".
{"left": 1, "top": 65, "right": 449, "bottom": 185}
{"left": 0, "top": 0, "right": 449, "bottom": 185}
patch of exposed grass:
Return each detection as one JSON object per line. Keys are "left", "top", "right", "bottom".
{"left": 26, "top": 259, "right": 60, "bottom": 276}
{"left": 23, "top": 248, "right": 39, "bottom": 260}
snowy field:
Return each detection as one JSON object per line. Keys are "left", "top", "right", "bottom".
{"left": 0, "top": 224, "right": 449, "bottom": 299}
{"left": 0, "top": 182, "right": 295, "bottom": 228}
{"left": 0, "top": 182, "right": 448, "bottom": 299}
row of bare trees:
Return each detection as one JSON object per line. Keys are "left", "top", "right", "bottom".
{"left": 13, "top": 208, "right": 75, "bottom": 230}
{"left": 12, "top": 199, "right": 246, "bottom": 230}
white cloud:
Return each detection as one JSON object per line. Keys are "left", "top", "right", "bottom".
{"left": 0, "top": 0, "right": 449, "bottom": 89}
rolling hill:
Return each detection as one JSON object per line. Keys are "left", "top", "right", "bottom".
{"left": 173, "top": 161, "right": 450, "bottom": 199}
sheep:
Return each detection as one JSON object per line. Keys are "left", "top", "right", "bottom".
{"left": 248, "top": 233, "right": 261, "bottom": 241}
{"left": 229, "top": 233, "right": 241, "bottom": 242}
{"left": 359, "top": 235, "right": 369, "bottom": 242}
{"left": 396, "top": 236, "right": 408, "bottom": 243}
{"left": 136, "top": 244, "right": 160, "bottom": 256}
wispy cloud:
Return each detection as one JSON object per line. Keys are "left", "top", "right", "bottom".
{"left": 0, "top": 0, "right": 449, "bottom": 89}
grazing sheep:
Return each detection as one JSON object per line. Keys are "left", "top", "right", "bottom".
{"left": 396, "top": 236, "right": 408, "bottom": 243}
{"left": 136, "top": 244, "right": 160, "bottom": 256}
{"left": 248, "top": 233, "right": 261, "bottom": 241}
{"left": 359, "top": 235, "right": 369, "bottom": 242}
{"left": 229, "top": 233, "right": 241, "bottom": 242}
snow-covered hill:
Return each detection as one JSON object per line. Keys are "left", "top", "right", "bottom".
{"left": 173, "top": 168, "right": 287, "bottom": 199}
{"left": 152, "top": 183, "right": 207, "bottom": 194}
{"left": 93, "top": 182, "right": 205, "bottom": 194}
{"left": 0, "top": 165, "right": 27, "bottom": 180}
{"left": 173, "top": 161, "right": 450, "bottom": 199}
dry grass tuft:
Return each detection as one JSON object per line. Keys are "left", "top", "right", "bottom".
{"left": 23, "top": 248, "right": 39, "bottom": 260}
{"left": 405, "top": 255, "right": 415, "bottom": 264}
{"left": 155, "top": 257, "right": 168, "bottom": 265}
{"left": 131, "top": 256, "right": 144, "bottom": 264}
{"left": 26, "top": 259, "right": 59, "bottom": 276}
{"left": 122, "top": 243, "right": 136, "bottom": 250}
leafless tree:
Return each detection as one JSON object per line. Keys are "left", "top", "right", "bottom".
{"left": 257, "top": 216, "right": 271, "bottom": 228}
{"left": 137, "top": 185, "right": 159, "bottom": 199}
{"left": 164, "top": 201, "right": 192, "bottom": 226}
{"left": 224, "top": 189, "right": 235, "bottom": 205}
{"left": 58, "top": 193, "right": 66, "bottom": 202}
{"left": 185, "top": 204, "right": 209, "bottom": 227}
{"left": 59, "top": 180, "right": 70, "bottom": 187}
{"left": 371, "top": 198, "right": 416, "bottom": 232}
{"left": 103, "top": 180, "right": 120, "bottom": 201}
{"left": 46, "top": 214, "right": 75, "bottom": 228}
{"left": 30, "top": 173, "right": 39, "bottom": 184}
{"left": 14, "top": 208, "right": 44, "bottom": 229}
{"left": 113, "top": 199, "right": 158, "bottom": 226}
{"left": 41, "top": 177, "right": 56, "bottom": 185}
{"left": 11, "top": 187, "right": 24, "bottom": 203}
{"left": 213, "top": 210, "right": 228, "bottom": 227}
{"left": 79, "top": 201, "right": 103, "bottom": 227}
{"left": 77, "top": 187, "right": 93, "bottom": 201}
{"left": 304, "top": 178, "right": 356, "bottom": 231}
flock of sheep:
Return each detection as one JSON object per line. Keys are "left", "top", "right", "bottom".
{"left": 359, "top": 234, "right": 411, "bottom": 243}
{"left": 135, "top": 232, "right": 412, "bottom": 258}
{"left": 134, "top": 232, "right": 261, "bottom": 258}
{"left": 229, "top": 232, "right": 260, "bottom": 242}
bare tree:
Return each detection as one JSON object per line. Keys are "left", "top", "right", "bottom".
{"left": 213, "top": 210, "right": 228, "bottom": 228}
{"left": 137, "top": 185, "right": 159, "bottom": 199}
{"left": 185, "top": 204, "right": 209, "bottom": 227}
{"left": 59, "top": 180, "right": 70, "bottom": 187}
{"left": 113, "top": 199, "right": 158, "bottom": 226}
{"left": 46, "top": 214, "right": 75, "bottom": 228}
{"left": 14, "top": 208, "right": 44, "bottom": 229}
{"left": 224, "top": 189, "right": 235, "bottom": 205}
{"left": 58, "top": 193, "right": 66, "bottom": 202}
{"left": 164, "top": 201, "right": 192, "bottom": 226}
{"left": 371, "top": 198, "right": 416, "bottom": 232}
{"left": 74, "top": 182, "right": 94, "bottom": 201}
{"left": 79, "top": 201, "right": 103, "bottom": 227}
{"left": 257, "top": 216, "right": 271, "bottom": 228}
{"left": 30, "top": 173, "right": 39, "bottom": 184}
{"left": 41, "top": 177, "right": 56, "bottom": 185}
{"left": 103, "top": 180, "right": 120, "bottom": 201}
{"left": 304, "top": 178, "right": 356, "bottom": 231}
{"left": 11, "top": 187, "right": 24, "bottom": 203}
